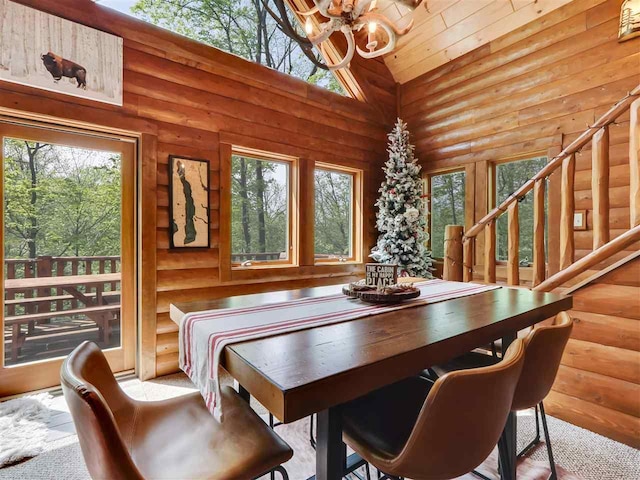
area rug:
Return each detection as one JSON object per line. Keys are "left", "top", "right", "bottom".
{"left": 0, "top": 393, "right": 52, "bottom": 468}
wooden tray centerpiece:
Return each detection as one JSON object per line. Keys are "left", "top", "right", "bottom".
{"left": 342, "top": 263, "right": 420, "bottom": 304}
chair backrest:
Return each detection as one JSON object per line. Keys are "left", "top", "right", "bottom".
{"left": 392, "top": 338, "right": 526, "bottom": 480}
{"left": 511, "top": 311, "right": 573, "bottom": 411}
{"left": 60, "top": 341, "right": 144, "bottom": 480}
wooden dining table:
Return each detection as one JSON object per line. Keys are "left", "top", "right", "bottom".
{"left": 171, "top": 284, "right": 572, "bottom": 480}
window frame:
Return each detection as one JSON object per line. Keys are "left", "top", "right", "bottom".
{"left": 228, "top": 146, "right": 299, "bottom": 270}
{"left": 423, "top": 168, "right": 466, "bottom": 259}
{"left": 313, "top": 162, "right": 363, "bottom": 265}
{"left": 0, "top": 120, "right": 137, "bottom": 396}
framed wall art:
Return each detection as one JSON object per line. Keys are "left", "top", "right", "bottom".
{"left": 0, "top": 0, "right": 123, "bottom": 105}
{"left": 169, "top": 156, "right": 211, "bottom": 249}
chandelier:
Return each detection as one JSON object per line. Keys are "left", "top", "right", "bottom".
{"left": 265, "top": 1, "right": 422, "bottom": 70}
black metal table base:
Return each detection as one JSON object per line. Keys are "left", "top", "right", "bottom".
{"left": 499, "top": 332, "right": 518, "bottom": 480}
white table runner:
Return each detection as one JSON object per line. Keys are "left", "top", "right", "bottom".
{"left": 178, "top": 279, "right": 500, "bottom": 421}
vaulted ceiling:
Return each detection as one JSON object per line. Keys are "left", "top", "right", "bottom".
{"left": 377, "top": 0, "right": 575, "bottom": 83}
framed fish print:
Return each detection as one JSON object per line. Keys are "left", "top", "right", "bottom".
{"left": 169, "top": 156, "right": 211, "bottom": 249}
{"left": 0, "top": 0, "right": 123, "bottom": 106}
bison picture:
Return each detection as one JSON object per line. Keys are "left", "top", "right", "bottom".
{"left": 40, "top": 52, "right": 87, "bottom": 89}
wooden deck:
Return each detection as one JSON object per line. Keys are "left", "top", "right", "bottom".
{"left": 3, "top": 256, "right": 121, "bottom": 366}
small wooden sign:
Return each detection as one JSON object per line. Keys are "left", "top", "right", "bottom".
{"left": 365, "top": 263, "right": 398, "bottom": 288}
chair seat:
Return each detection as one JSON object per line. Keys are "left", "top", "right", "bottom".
{"left": 129, "top": 386, "right": 293, "bottom": 480}
{"left": 342, "top": 376, "right": 433, "bottom": 461}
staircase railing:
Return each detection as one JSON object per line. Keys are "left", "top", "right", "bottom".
{"left": 461, "top": 84, "right": 640, "bottom": 287}
{"left": 533, "top": 225, "right": 640, "bottom": 292}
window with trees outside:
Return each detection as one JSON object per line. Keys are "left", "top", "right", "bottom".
{"left": 114, "top": 0, "right": 345, "bottom": 95}
{"left": 314, "top": 166, "right": 357, "bottom": 262}
{"left": 231, "top": 151, "right": 292, "bottom": 266}
{"left": 428, "top": 171, "right": 465, "bottom": 259}
{"left": 495, "top": 156, "right": 548, "bottom": 264}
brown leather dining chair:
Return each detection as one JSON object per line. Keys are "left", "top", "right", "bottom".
{"left": 508, "top": 311, "right": 573, "bottom": 480}
{"left": 61, "top": 341, "right": 293, "bottom": 480}
{"left": 340, "top": 338, "right": 526, "bottom": 480}
{"left": 429, "top": 312, "right": 574, "bottom": 480}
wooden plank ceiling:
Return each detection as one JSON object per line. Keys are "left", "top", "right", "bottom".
{"left": 381, "top": 0, "right": 576, "bottom": 83}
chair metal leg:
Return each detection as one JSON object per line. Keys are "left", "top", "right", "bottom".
{"left": 269, "top": 413, "right": 283, "bottom": 429}
{"left": 273, "top": 466, "right": 289, "bottom": 480}
{"left": 471, "top": 469, "right": 494, "bottom": 480}
{"left": 309, "top": 413, "right": 317, "bottom": 449}
{"left": 518, "top": 404, "right": 541, "bottom": 458}
{"left": 540, "top": 402, "right": 558, "bottom": 480}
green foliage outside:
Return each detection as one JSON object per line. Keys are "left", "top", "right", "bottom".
{"left": 3, "top": 139, "right": 121, "bottom": 263}
{"left": 314, "top": 169, "right": 352, "bottom": 258}
{"left": 495, "top": 156, "right": 548, "bottom": 264}
{"left": 231, "top": 156, "right": 288, "bottom": 258}
{"left": 130, "top": 0, "right": 345, "bottom": 94}
{"left": 430, "top": 171, "right": 465, "bottom": 259}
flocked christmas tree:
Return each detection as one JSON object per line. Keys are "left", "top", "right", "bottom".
{"left": 371, "top": 119, "right": 433, "bottom": 278}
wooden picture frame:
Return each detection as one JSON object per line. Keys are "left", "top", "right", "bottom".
{"left": 573, "top": 210, "right": 587, "bottom": 231}
{"left": 169, "top": 156, "right": 211, "bottom": 249}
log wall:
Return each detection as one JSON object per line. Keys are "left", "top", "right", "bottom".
{"left": 1, "top": 0, "right": 389, "bottom": 379}
{"left": 399, "top": 0, "right": 640, "bottom": 446}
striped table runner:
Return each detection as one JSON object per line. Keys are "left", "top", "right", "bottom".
{"left": 178, "top": 279, "right": 500, "bottom": 421}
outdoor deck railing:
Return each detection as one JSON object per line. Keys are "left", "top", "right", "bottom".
{"left": 3, "top": 255, "right": 122, "bottom": 363}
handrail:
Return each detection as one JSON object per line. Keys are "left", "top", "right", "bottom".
{"left": 464, "top": 84, "right": 640, "bottom": 242}
{"left": 533, "top": 225, "right": 640, "bottom": 292}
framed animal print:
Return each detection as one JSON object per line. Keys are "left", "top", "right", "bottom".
{"left": 169, "top": 156, "right": 211, "bottom": 249}
{"left": 0, "top": 0, "right": 123, "bottom": 106}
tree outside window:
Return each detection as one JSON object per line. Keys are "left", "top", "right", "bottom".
{"left": 3, "top": 139, "right": 121, "bottom": 263}
{"left": 314, "top": 168, "right": 353, "bottom": 261}
{"left": 429, "top": 171, "right": 465, "bottom": 259}
{"left": 230, "top": 154, "right": 289, "bottom": 263}
{"left": 495, "top": 156, "right": 548, "bottom": 264}
{"left": 130, "top": 0, "right": 344, "bottom": 94}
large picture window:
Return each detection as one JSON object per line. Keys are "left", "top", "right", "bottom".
{"left": 494, "top": 156, "right": 548, "bottom": 264}
{"left": 314, "top": 165, "right": 357, "bottom": 262}
{"left": 230, "top": 151, "right": 293, "bottom": 266}
{"left": 428, "top": 170, "right": 466, "bottom": 259}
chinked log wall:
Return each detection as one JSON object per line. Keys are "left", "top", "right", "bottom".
{"left": 2, "top": 0, "right": 390, "bottom": 379}
{"left": 398, "top": 0, "right": 640, "bottom": 446}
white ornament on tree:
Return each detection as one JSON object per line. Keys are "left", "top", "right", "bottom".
{"left": 371, "top": 118, "right": 433, "bottom": 278}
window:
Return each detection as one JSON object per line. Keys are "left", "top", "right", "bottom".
{"left": 101, "top": 0, "right": 346, "bottom": 95}
{"left": 494, "top": 156, "right": 548, "bottom": 264}
{"left": 230, "top": 150, "right": 294, "bottom": 266}
{"left": 314, "top": 165, "right": 358, "bottom": 262}
{"left": 428, "top": 171, "right": 466, "bottom": 259}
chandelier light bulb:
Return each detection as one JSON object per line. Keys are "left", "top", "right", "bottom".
{"left": 305, "top": 17, "right": 313, "bottom": 35}
{"left": 368, "top": 21, "right": 378, "bottom": 34}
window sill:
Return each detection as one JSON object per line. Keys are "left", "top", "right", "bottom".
{"left": 226, "top": 263, "right": 365, "bottom": 284}
{"left": 232, "top": 263, "right": 295, "bottom": 270}
{"left": 314, "top": 260, "right": 360, "bottom": 266}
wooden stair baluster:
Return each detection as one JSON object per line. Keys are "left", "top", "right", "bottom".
{"left": 533, "top": 179, "right": 546, "bottom": 287}
{"left": 560, "top": 154, "right": 576, "bottom": 270}
{"left": 507, "top": 202, "right": 519, "bottom": 286}
{"left": 463, "top": 237, "right": 473, "bottom": 282}
{"left": 630, "top": 98, "right": 640, "bottom": 228}
{"left": 592, "top": 126, "right": 610, "bottom": 249}
{"left": 484, "top": 221, "right": 496, "bottom": 284}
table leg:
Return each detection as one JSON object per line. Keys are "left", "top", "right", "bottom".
{"left": 316, "top": 408, "right": 345, "bottom": 480}
{"left": 237, "top": 382, "right": 250, "bottom": 403}
{"left": 499, "top": 332, "right": 518, "bottom": 480}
